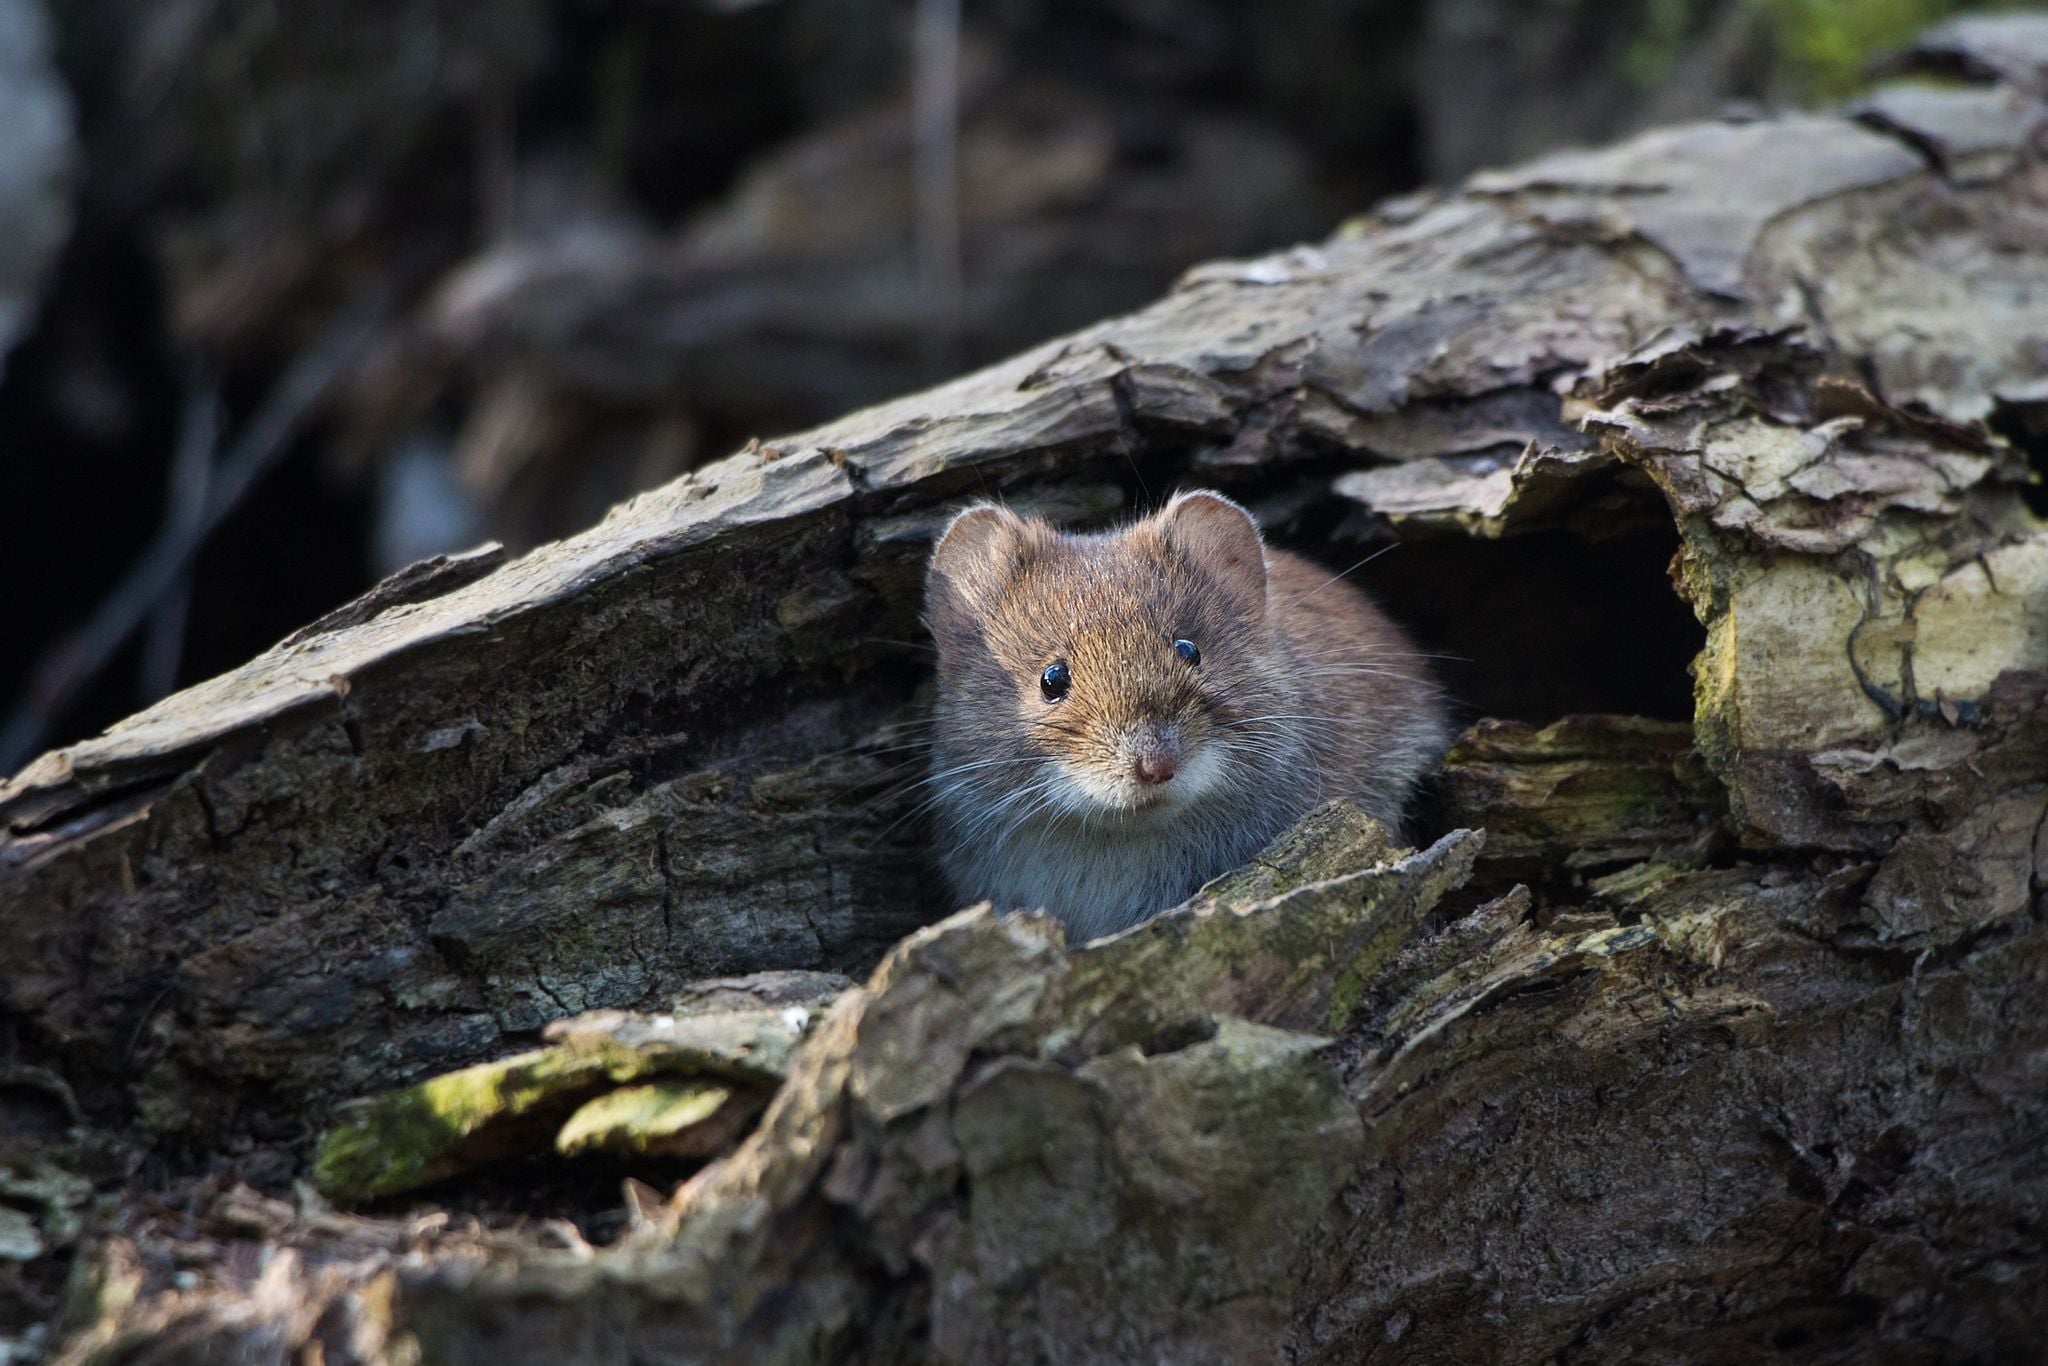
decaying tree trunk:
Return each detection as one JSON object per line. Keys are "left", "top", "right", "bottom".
{"left": 4, "top": 15, "right": 2047, "bottom": 1364}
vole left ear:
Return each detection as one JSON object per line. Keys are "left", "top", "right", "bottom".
{"left": 925, "top": 504, "right": 1044, "bottom": 648}
{"left": 1158, "top": 490, "right": 1267, "bottom": 612}
{"left": 928, "top": 504, "right": 1029, "bottom": 603}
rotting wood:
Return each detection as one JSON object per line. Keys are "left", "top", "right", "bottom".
{"left": 7, "top": 16, "right": 2048, "bottom": 1364}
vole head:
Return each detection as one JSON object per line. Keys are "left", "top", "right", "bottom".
{"left": 923, "top": 490, "right": 1286, "bottom": 821}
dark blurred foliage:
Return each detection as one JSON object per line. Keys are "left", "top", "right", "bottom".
{"left": 0, "top": 0, "right": 2026, "bottom": 765}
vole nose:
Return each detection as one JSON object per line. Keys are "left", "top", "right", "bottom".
{"left": 1132, "top": 733, "right": 1179, "bottom": 786}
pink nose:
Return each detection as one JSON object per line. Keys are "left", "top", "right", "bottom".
{"left": 1134, "top": 749, "right": 1178, "bottom": 786}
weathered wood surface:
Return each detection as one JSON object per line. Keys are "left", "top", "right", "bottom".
{"left": 6, "top": 15, "right": 2048, "bottom": 1363}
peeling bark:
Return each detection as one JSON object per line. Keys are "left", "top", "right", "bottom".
{"left": 6, "top": 17, "right": 2048, "bottom": 1365}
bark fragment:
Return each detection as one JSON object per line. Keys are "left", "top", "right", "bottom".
{"left": 6, "top": 17, "right": 2048, "bottom": 1364}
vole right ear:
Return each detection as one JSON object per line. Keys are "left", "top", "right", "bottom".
{"left": 1158, "top": 489, "right": 1267, "bottom": 613}
{"left": 927, "top": 504, "right": 1030, "bottom": 613}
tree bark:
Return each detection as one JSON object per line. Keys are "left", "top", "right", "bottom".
{"left": 6, "top": 15, "right": 2048, "bottom": 1364}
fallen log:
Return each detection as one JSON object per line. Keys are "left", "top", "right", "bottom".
{"left": 5, "top": 14, "right": 2047, "bottom": 1363}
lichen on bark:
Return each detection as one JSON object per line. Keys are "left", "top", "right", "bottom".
{"left": 6, "top": 15, "right": 2048, "bottom": 1364}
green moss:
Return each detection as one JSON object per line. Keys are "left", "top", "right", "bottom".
{"left": 1623, "top": 0, "right": 2024, "bottom": 101}
{"left": 555, "top": 1080, "right": 736, "bottom": 1157}
{"left": 1751, "top": 0, "right": 2019, "bottom": 97}
{"left": 312, "top": 1047, "right": 622, "bottom": 1201}
{"left": 1689, "top": 612, "right": 1746, "bottom": 826}
{"left": 311, "top": 1002, "right": 808, "bottom": 1199}
{"left": 1324, "top": 906, "right": 1427, "bottom": 1036}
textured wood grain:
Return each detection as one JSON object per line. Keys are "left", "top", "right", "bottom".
{"left": 11, "top": 19, "right": 2048, "bottom": 1364}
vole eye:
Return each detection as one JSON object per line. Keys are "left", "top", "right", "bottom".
{"left": 1040, "top": 660, "right": 1071, "bottom": 701}
{"left": 1173, "top": 638, "right": 1201, "bottom": 666}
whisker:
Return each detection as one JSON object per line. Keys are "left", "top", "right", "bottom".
{"left": 865, "top": 754, "right": 1051, "bottom": 827}
{"left": 1276, "top": 543, "right": 1402, "bottom": 613}
{"left": 1292, "top": 646, "right": 1472, "bottom": 666}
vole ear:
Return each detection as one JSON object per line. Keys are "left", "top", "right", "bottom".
{"left": 926, "top": 504, "right": 1031, "bottom": 619}
{"left": 1158, "top": 490, "right": 1267, "bottom": 611}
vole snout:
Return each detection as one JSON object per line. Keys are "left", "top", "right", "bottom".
{"left": 1128, "top": 725, "right": 1180, "bottom": 787}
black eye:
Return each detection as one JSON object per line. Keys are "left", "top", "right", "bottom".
{"left": 1040, "top": 660, "right": 1071, "bottom": 701}
{"left": 1174, "top": 638, "right": 1201, "bottom": 666}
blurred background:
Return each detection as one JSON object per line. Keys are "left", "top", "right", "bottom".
{"left": 0, "top": 0, "right": 2033, "bottom": 770}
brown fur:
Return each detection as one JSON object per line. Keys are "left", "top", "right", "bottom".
{"left": 922, "top": 490, "right": 1449, "bottom": 940}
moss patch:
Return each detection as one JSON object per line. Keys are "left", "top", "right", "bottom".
{"left": 556, "top": 1080, "right": 764, "bottom": 1159}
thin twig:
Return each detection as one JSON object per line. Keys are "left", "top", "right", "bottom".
{"left": 912, "top": 0, "right": 962, "bottom": 367}
{"left": 138, "top": 384, "right": 222, "bottom": 705}
{"left": 0, "top": 290, "right": 390, "bottom": 776}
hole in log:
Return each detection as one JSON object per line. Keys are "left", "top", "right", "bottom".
{"left": 1297, "top": 521, "right": 1704, "bottom": 726}
{"left": 1989, "top": 396, "right": 2048, "bottom": 519}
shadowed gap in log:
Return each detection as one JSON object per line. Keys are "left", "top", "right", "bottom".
{"left": 1990, "top": 396, "right": 2048, "bottom": 519}
{"left": 1256, "top": 485, "right": 1712, "bottom": 904}
{"left": 1336, "top": 522, "right": 1700, "bottom": 726}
